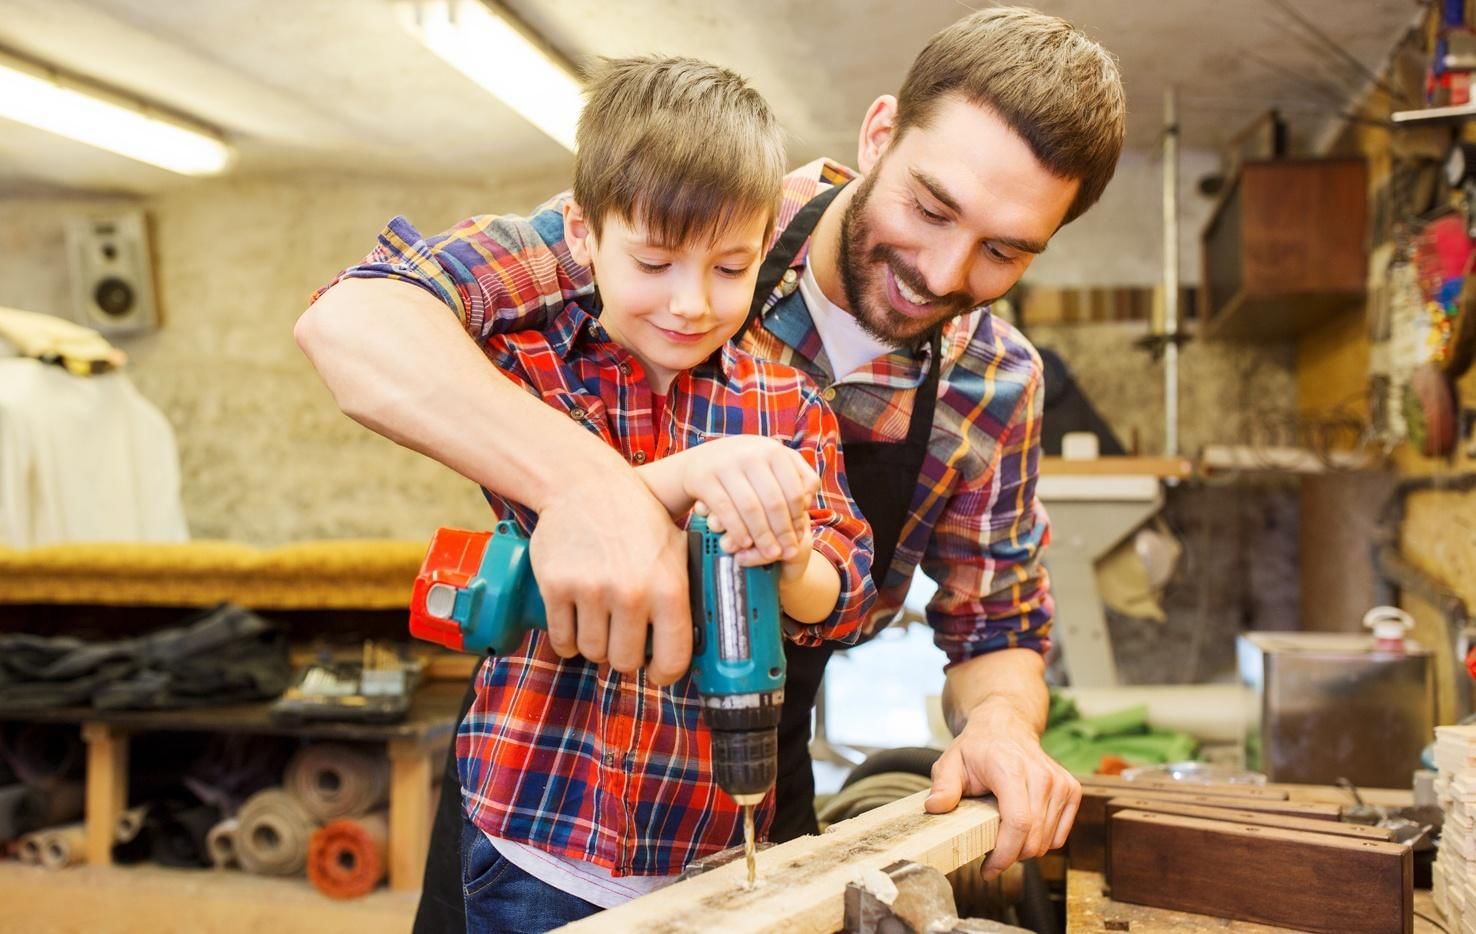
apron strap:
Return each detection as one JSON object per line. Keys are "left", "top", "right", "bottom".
{"left": 739, "top": 182, "right": 849, "bottom": 342}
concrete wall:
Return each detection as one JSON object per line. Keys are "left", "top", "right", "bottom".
{"left": 0, "top": 172, "right": 563, "bottom": 544}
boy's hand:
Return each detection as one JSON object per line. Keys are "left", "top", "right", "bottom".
{"left": 678, "top": 436, "right": 819, "bottom": 565}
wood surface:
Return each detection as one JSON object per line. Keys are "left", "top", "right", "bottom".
{"left": 556, "top": 790, "right": 998, "bottom": 934}
{"left": 1107, "top": 809, "right": 1411, "bottom": 934}
{"left": 1068, "top": 869, "right": 1442, "bottom": 934}
{"left": 1070, "top": 779, "right": 1341, "bottom": 872}
{"left": 1104, "top": 796, "right": 1393, "bottom": 841}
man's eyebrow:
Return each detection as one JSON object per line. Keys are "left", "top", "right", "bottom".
{"left": 910, "top": 167, "right": 1049, "bottom": 256}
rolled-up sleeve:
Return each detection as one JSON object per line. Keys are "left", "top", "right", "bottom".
{"left": 309, "top": 193, "right": 595, "bottom": 346}
{"left": 785, "top": 385, "right": 876, "bottom": 647}
{"left": 922, "top": 361, "right": 1053, "bottom": 668}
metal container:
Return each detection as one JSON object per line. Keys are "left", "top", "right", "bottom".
{"left": 1237, "top": 632, "right": 1435, "bottom": 788}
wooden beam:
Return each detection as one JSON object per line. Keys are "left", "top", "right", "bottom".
{"left": 556, "top": 791, "right": 998, "bottom": 933}
{"left": 1107, "top": 809, "right": 1411, "bottom": 934}
{"left": 1104, "top": 796, "right": 1393, "bottom": 841}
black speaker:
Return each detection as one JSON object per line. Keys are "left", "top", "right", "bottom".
{"left": 65, "top": 212, "right": 160, "bottom": 336}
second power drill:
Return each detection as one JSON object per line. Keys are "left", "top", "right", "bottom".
{"left": 407, "top": 514, "right": 786, "bottom": 821}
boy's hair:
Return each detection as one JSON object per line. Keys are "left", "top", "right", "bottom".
{"left": 896, "top": 7, "right": 1125, "bottom": 226}
{"left": 573, "top": 56, "right": 786, "bottom": 248}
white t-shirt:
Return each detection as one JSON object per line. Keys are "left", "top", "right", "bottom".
{"left": 797, "top": 263, "right": 894, "bottom": 381}
{"left": 489, "top": 835, "right": 677, "bottom": 909}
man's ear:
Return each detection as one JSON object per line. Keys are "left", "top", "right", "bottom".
{"left": 564, "top": 199, "right": 594, "bottom": 267}
{"left": 857, "top": 95, "right": 899, "bottom": 175}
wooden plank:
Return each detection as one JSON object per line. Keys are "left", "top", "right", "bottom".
{"left": 1104, "top": 796, "right": 1393, "bottom": 841}
{"left": 1080, "top": 775, "right": 1290, "bottom": 800}
{"left": 82, "top": 722, "right": 127, "bottom": 867}
{"left": 386, "top": 738, "right": 434, "bottom": 892}
{"left": 1040, "top": 456, "right": 1194, "bottom": 479}
{"left": 556, "top": 791, "right": 998, "bottom": 933}
{"left": 1068, "top": 869, "right": 1444, "bottom": 934}
{"left": 1070, "top": 782, "right": 1340, "bottom": 872}
{"left": 1107, "top": 810, "right": 1411, "bottom": 934}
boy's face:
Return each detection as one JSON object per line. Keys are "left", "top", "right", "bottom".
{"left": 840, "top": 94, "right": 1080, "bottom": 345}
{"left": 565, "top": 203, "right": 769, "bottom": 393}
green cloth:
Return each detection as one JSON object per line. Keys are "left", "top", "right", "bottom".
{"left": 1042, "top": 692, "right": 1199, "bottom": 776}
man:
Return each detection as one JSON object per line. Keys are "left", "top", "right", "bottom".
{"left": 297, "top": 7, "right": 1124, "bottom": 930}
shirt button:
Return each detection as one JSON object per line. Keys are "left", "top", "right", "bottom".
{"left": 618, "top": 361, "right": 632, "bottom": 376}
{"left": 632, "top": 451, "right": 647, "bottom": 464}
{"left": 568, "top": 406, "right": 587, "bottom": 421}
{"left": 821, "top": 386, "right": 837, "bottom": 401}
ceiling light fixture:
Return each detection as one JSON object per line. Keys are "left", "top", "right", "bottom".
{"left": 398, "top": 0, "right": 584, "bottom": 152}
{"left": 0, "top": 48, "right": 232, "bottom": 177}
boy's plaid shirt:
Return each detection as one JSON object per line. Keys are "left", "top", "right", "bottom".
{"left": 317, "top": 248, "right": 876, "bottom": 874}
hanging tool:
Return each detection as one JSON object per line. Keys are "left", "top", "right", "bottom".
{"left": 408, "top": 514, "right": 785, "bottom": 886}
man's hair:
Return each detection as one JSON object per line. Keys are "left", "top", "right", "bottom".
{"left": 895, "top": 7, "right": 1125, "bottom": 225}
{"left": 573, "top": 56, "right": 786, "bottom": 247}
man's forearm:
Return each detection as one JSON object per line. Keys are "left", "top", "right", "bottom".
{"left": 295, "top": 277, "right": 629, "bottom": 511}
{"left": 941, "top": 648, "right": 1049, "bottom": 738}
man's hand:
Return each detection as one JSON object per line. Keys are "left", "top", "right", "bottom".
{"left": 925, "top": 650, "right": 1078, "bottom": 880}
{"left": 529, "top": 469, "right": 692, "bottom": 685}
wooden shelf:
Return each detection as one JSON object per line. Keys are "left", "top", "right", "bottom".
{"left": 1041, "top": 456, "right": 1194, "bottom": 479}
{"left": 1392, "top": 102, "right": 1476, "bottom": 125}
{"left": 2, "top": 681, "right": 461, "bottom": 891}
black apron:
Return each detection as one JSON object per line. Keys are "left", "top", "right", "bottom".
{"left": 735, "top": 184, "right": 940, "bottom": 841}
{"left": 412, "top": 183, "right": 940, "bottom": 931}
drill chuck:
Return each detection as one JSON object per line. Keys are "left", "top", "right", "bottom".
{"left": 704, "top": 691, "right": 783, "bottom": 801}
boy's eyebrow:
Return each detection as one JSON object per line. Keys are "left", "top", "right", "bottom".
{"left": 910, "top": 168, "right": 1049, "bottom": 256}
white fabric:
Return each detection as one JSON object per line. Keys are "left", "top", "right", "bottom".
{"left": 0, "top": 358, "right": 188, "bottom": 546}
{"left": 489, "top": 836, "right": 677, "bottom": 909}
{"left": 797, "top": 263, "right": 893, "bottom": 381}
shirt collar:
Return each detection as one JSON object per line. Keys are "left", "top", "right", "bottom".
{"left": 552, "top": 295, "right": 736, "bottom": 382}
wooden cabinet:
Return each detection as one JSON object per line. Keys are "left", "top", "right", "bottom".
{"left": 1200, "top": 159, "right": 1368, "bottom": 340}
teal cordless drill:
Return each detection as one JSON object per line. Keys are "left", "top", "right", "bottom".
{"left": 408, "top": 515, "right": 787, "bottom": 806}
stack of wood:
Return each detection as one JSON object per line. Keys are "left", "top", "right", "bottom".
{"left": 1068, "top": 775, "right": 1413, "bottom": 934}
{"left": 1433, "top": 723, "right": 1476, "bottom": 925}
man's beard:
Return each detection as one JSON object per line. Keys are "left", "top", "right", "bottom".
{"left": 836, "top": 169, "right": 991, "bottom": 348}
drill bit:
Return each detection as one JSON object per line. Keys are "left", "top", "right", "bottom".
{"left": 743, "top": 803, "right": 756, "bottom": 887}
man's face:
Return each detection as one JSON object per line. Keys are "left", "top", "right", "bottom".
{"left": 838, "top": 95, "right": 1080, "bottom": 345}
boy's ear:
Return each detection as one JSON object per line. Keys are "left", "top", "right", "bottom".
{"left": 563, "top": 199, "right": 594, "bottom": 267}
{"left": 857, "top": 95, "right": 899, "bottom": 175}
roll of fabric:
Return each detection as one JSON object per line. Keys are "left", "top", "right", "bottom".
{"left": 14, "top": 781, "right": 84, "bottom": 834}
{"left": 2, "top": 725, "right": 83, "bottom": 788}
{"left": 0, "top": 784, "right": 30, "bottom": 841}
{"left": 16, "top": 831, "right": 43, "bottom": 864}
{"left": 206, "top": 817, "right": 240, "bottom": 869}
{"left": 285, "top": 744, "right": 388, "bottom": 823}
{"left": 307, "top": 811, "right": 388, "bottom": 899}
{"left": 115, "top": 805, "right": 148, "bottom": 843}
{"left": 38, "top": 823, "right": 85, "bottom": 870}
{"left": 151, "top": 802, "right": 219, "bottom": 868}
{"left": 236, "top": 788, "right": 315, "bottom": 876}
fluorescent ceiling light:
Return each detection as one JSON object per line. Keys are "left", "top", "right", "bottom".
{"left": 0, "top": 50, "right": 231, "bottom": 177}
{"left": 399, "top": 0, "right": 584, "bottom": 152}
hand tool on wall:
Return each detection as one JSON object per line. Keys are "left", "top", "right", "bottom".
{"left": 408, "top": 514, "right": 785, "bottom": 886}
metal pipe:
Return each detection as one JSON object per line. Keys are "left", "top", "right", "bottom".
{"left": 1163, "top": 86, "right": 1180, "bottom": 458}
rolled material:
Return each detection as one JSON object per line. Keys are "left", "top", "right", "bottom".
{"left": 16, "top": 832, "right": 43, "bottom": 865}
{"left": 285, "top": 744, "right": 388, "bottom": 822}
{"left": 2, "top": 725, "right": 82, "bottom": 788}
{"left": 236, "top": 788, "right": 315, "bottom": 876}
{"left": 115, "top": 805, "right": 148, "bottom": 844}
{"left": 38, "top": 823, "right": 84, "bottom": 870}
{"left": 0, "top": 784, "right": 30, "bottom": 841}
{"left": 206, "top": 817, "right": 240, "bottom": 869}
{"left": 307, "top": 811, "right": 388, "bottom": 899}
{"left": 14, "top": 781, "right": 84, "bottom": 835}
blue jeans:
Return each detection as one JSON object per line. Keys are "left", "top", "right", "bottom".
{"left": 461, "top": 818, "right": 603, "bottom": 933}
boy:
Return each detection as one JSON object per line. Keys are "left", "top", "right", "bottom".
{"left": 312, "top": 57, "right": 875, "bottom": 930}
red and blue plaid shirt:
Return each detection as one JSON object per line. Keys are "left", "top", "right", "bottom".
{"left": 320, "top": 242, "right": 876, "bottom": 875}
{"left": 334, "top": 159, "right": 1053, "bottom": 670}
